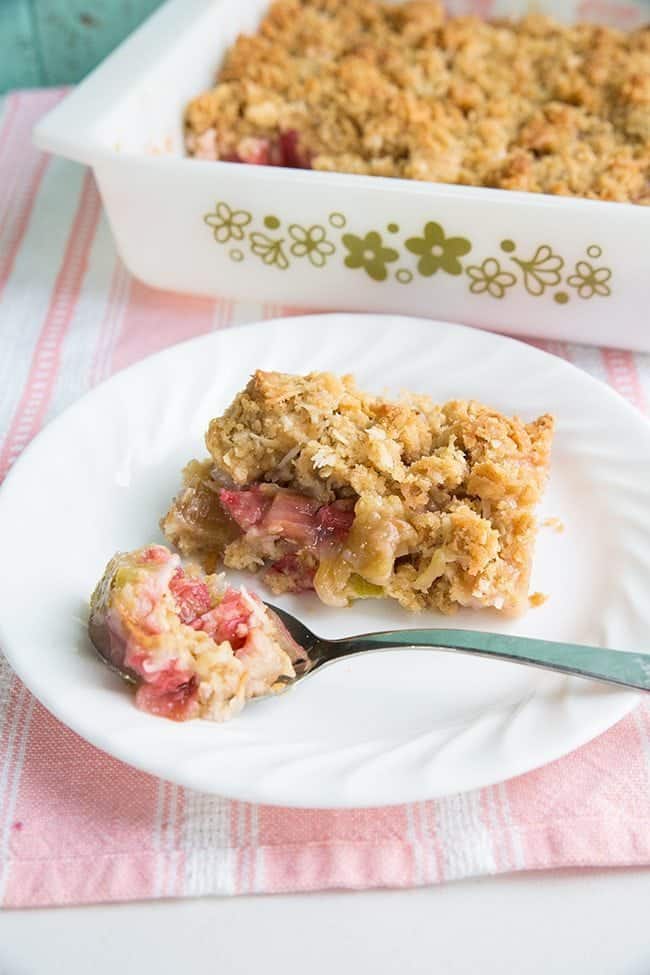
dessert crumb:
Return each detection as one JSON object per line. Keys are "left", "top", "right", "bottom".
{"left": 542, "top": 517, "right": 565, "bottom": 533}
{"left": 529, "top": 592, "right": 549, "bottom": 608}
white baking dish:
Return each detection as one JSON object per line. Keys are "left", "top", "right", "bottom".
{"left": 34, "top": 0, "right": 650, "bottom": 350}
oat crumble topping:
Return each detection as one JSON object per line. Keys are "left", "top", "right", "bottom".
{"left": 162, "top": 371, "right": 554, "bottom": 615}
{"left": 185, "top": 0, "right": 650, "bottom": 203}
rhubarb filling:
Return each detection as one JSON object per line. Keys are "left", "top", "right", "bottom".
{"left": 89, "top": 544, "right": 306, "bottom": 722}
{"left": 188, "top": 127, "right": 311, "bottom": 169}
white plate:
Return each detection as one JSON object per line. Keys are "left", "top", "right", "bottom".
{"left": 1, "top": 315, "right": 648, "bottom": 807}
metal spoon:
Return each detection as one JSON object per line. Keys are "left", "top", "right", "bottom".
{"left": 88, "top": 602, "right": 650, "bottom": 696}
{"left": 266, "top": 605, "right": 650, "bottom": 694}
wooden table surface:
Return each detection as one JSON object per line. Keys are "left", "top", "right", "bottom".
{"left": 1, "top": 0, "right": 162, "bottom": 92}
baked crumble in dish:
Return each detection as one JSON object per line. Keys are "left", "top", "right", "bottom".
{"left": 161, "top": 371, "right": 555, "bottom": 615}
{"left": 185, "top": 0, "right": 650, "bottom": 204}
{"left": 89, "top": 544, "right": 306, "bottom": 722}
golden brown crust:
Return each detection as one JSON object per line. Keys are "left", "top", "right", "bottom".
{"left": 163, "top": 370, "right": 555, "bottom": 614}
{"left": 186, "top": 0, "right": 650, "bottom": 204}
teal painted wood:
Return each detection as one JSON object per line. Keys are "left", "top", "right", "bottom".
{"left": 1, "top": 0, "right": 163, "bottom": 93}
{"left": 0, "top": 0, "right": 43, "bottom": 92}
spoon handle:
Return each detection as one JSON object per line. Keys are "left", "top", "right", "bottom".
{"left": 323, "top": 628, "right": 650, "bottom": 692}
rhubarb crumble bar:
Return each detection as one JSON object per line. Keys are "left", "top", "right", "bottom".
{"left": 89, "top": 544, "right": 306, "bottom": 722}
{"left": 161, "top": 371, "right": 555, "bottom": 615}
{"left": 185, "top": 0, "right": 650, "bottom": 204}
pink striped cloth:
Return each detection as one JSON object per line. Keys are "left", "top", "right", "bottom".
{"left": 1, "top": 89, "right": 650, "bottom": 910}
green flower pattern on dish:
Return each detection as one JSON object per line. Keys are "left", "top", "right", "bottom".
{"left": 202, "top": 203, "right": 613, "bottom": 302}
{"left": 250, "top": 232, "right": 289, "bottom": 269}
{"left": 510, "top": 245, "right": 564, "bottom": 296}
{"left": 204, "top": 202, "right": 252, "bottom": 243}
{"left": 405, "top": 221, "right": 471, "bottom": 276}
{"left": 567, "top": 261, "right": 612, "bottom": 298}
{"left": 342, "top": 231, "right": 399, "bottom": 281}
{"left": 289, "top": 224, "right": 336, "bottom": 267}
{"left": 466, "top": 258, "right": 517, "bottom": 298}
